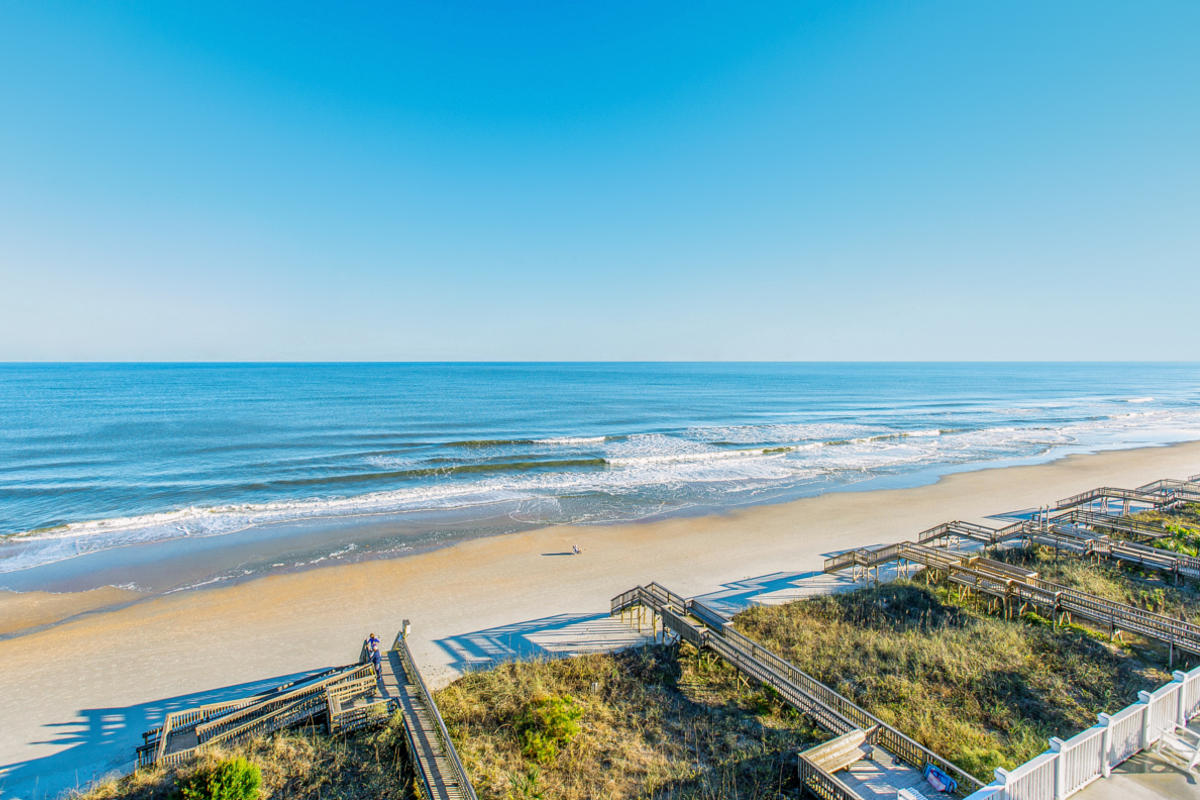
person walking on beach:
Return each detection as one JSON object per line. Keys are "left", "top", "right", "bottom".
{"left": 572, "top": 544, "right": 581, "bottom": 555}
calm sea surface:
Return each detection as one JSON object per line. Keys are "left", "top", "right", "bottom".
{"left": 2, "top": 363, "right": 1199, "bottom": 587}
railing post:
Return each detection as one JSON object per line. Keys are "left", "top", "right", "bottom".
{"left": 1173, "top": 671, "right": 1188, "bottom": 725}
{"left": 993, "top": 767, "right": 1009, "bottom": 798}
{"left": 1097, "top": 713, "right": 1112, "bottom": 778}
{"left": 1049, "top": 737, "right": 1065, "bottom": 800}
{"left": 1137, "top": 691, "right": 1152, "bottom": 747}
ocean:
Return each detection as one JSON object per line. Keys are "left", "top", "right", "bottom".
{"left": 2, "top": 362, "right": 1198, "bottom": 592}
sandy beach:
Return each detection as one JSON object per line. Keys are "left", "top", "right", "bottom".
{"left": 2, "top": 441, "right": 1199, "bottom": 798}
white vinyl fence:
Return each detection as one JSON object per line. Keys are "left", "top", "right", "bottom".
{"left": 962, "top": 665, "right": 1200, "bottom": 800}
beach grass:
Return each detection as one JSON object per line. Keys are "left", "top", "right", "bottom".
{"left": 1127, "top": 503, "right": 1200, "bottom": 557}
{"left": 733, "top": 578, "right": 1171, "bottom": 781}
{"left": 435, "top": 644, "right": 823, "bottom": 800}
{"left": 69, "top": 717, "right": 415, "bottom": 800}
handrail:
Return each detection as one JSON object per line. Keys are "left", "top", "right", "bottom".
{"left": 614, "top": 586, "right": 983, "bottom": 795}
{"left": 799, "top": 750, "right": 867, "bottom": 800}
{"left": 1053, "top": 486, "right": 1168, "bottom": 511}
{"left": 395, "top": 633, "right": 479, "bottom": 800}
{"left": 830, "top": 540, "right": 1200, "bottom": 655}
{"left": 195, "top": 664, "right": 373, "bottom": 742}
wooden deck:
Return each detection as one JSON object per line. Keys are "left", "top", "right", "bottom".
{"left": 838, "top": 747, "right": 956, "bottom": 800}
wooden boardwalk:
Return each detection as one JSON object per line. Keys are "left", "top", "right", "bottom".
{"left": 825, "top": 541, "right": 1200, "bottom": 658}
{"left": 138, "top": 665, "right": 375, "bottom": 767}
{"left": 611, "top": 583, "right": 983, "bottom": 799}
{"left": 379, "top": 634, "right": 476, "bottom": 800}
{"left": 138, "top": 631, "right": 476, "bottom": 800}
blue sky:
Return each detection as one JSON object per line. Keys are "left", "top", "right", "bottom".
{"left": 1, "top": 1, "right": 1197, "bottom": 361}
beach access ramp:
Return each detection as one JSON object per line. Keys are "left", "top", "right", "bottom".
{"left": 381, "top": 625, "right": 478, "bottom": 800}
{"left": 137, "top": 625, "right": 477, "bottom": 800}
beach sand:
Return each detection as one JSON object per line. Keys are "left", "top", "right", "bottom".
{"left": 2, "top": 441, "right": 1199, "bottom": 798}
{"left": 0, "top": 588, "right": 144, "bottom": 639}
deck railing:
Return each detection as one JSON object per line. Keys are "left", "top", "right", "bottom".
{"left": 828, "top": 540, "right": 1200, "bottom": 657}
{"left": 955, "top": 664, "right": 1200, "bottom": 800}
{"left": 798, "top": 752, "right": 866, "bottom": 800}
{"left": 1052, "top": 487, "right": 1166, "bottom": 511}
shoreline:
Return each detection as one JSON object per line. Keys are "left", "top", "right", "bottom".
{"left": 3, "top": 436, "right": 1195, "bottom": 609}
{"left": 2, "top": 440, "right": 1199, "bottom": 797}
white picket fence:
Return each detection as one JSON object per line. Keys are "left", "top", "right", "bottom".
{"left": 963, "top": 664, "right": 1200, "bottom": 800}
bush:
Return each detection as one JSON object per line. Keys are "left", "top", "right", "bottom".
{"left": 174, "top": 757, "right": 261, "bottom": 800}
{"left": 517, "top": 694, "right": 582, "bottom": 764}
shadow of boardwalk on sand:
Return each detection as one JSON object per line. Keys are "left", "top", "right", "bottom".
{"left": 432, "top": 564, "right": 883, "bottom": 677}
{"left": 435, "top": 612, "right": 658, "bottom": 675}
{"left": 0, "top": 669, "right": 328, "bottom": 800}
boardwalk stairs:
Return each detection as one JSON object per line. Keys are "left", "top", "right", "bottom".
{"left": 383, "top": 626, "right": 478, "bottom": 800}
{"left": 137, "top": 663, "right": 381, "bottom": 768}
{"left": 611, "top": 582, "right": 983, "bottom": 800}
{"left": 137, "top": 627, "right": 477, "bottom": 800}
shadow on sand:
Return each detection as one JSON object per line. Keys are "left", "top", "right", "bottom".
{"left": 431, "top": 566, "right": 871, "bottom": 676}
{"left": 0, "top": 668, "right": 329, "bottom": 800}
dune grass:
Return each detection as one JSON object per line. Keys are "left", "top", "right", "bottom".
{"left": 993, "top": 544, "right": 1200, "bottom": 623}
{"left": 733, "top": 578, "right": 1170, "bottom": 781}
{"left": 434, "top": 644, "right": 824, "bottom": 800}
{"left": 70, "top": 717, "right": 416, "bottom": 800}
{"left": 1125, "top": 503, "right": 1200, "bottom": 557}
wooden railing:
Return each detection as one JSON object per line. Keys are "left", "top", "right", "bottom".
{"left": 828, "top": 541, "right": 1200, "bottom": 657}
{"left": 613, "top": 584, "right": 984, "bottom": 797}
{"left": 1052, "top": 509, "right": 1167, "bottom": 541}
{"left": 394, "top": 633, "right": 479, "bottom": 800}
{"left": 799, "top": 752, "right": 866, "bottom": 800}
{"left": 139, "top": 664, "right": 374, "bottom": 767}
{"left": 1053, "top": 486, "right": 1168, "bottom": 511}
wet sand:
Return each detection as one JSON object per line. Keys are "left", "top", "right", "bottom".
{"left": 1, "top": 441, "right": 1198, "bottom": 798}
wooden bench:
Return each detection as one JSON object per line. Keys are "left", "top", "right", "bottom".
{"left": 801, "top": 728, "right": 875, "bottom": 774}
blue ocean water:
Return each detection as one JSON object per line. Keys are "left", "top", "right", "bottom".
{"left": 1, "top": 362, "right": 1199, "bottom": 580}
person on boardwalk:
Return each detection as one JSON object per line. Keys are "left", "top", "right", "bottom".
{"left": 370, "top": 644, "right": 383, "bottom": 678}
{"left": 367, "top": 632, "right": 380, "bottom": 652}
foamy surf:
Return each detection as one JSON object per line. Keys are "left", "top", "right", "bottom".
{"left": 3, "top": 363, "right": 1198, "bottom": 578}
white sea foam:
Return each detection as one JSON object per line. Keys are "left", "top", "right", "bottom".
{"left": 534, "top": 436, "right": 608, "bottom": 446}
{"left": 1127, "top": 397, "right": 1155, "bottom": 403}
{"left": 687, "top": 422, "right": 875, "bottom": 444}
{"left": 5, "top": 406, "right": 1200, "bottom": 575}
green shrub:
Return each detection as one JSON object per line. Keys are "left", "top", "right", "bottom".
{"left": 174, "top": 757, "right": 261, "bottom": 800}
{"left": 517, "top": 694, "right": 582, "bottom": 764}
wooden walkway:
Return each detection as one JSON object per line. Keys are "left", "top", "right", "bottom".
{"left": 138, "top": 665, "right": 375, "bottom": 767}
{"left": 138, "top": 631, "right": 476, "bottom": 800}
{"left": 611, "top": 583, "right": 983, "bottom": 799}
{"left": 825, "top": 541, "right": 1200, "bottom": 658}
{"left": 380, "top": 633, "right": 477, "bottom": 800}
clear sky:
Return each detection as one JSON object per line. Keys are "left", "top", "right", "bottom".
{"left": 2, "top": 1, "right": 1197, "bottom": 361}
